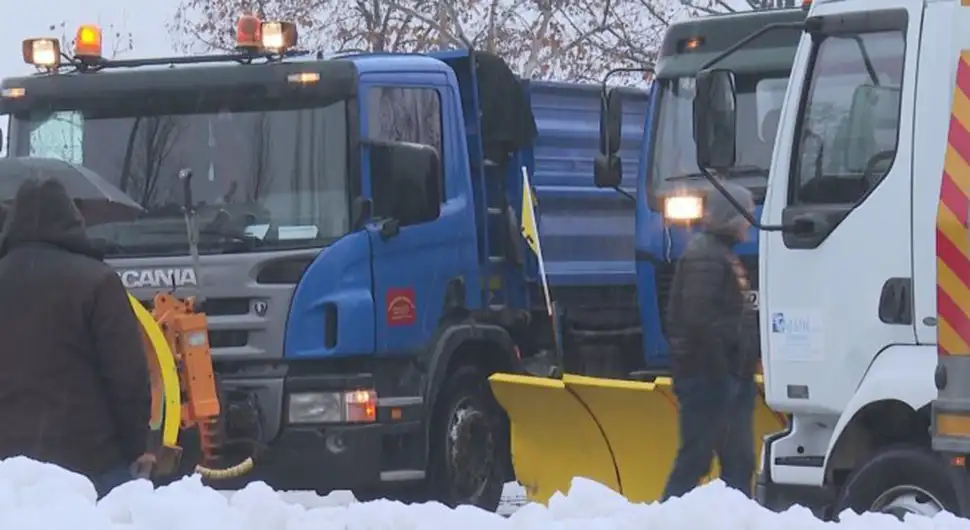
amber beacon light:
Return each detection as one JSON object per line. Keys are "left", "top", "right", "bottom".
{"left": 74, "top": 24, "right": 103, "bottom": 61}
{"left": 236, "top": 15, "right": 299, "bottom": 53}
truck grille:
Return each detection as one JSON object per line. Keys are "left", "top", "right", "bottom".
{"left": 135, "top": 297, "right": 251, "bottom": 348}
{"left": 136, "top": 297, "right": 250, "bottom": 316}
{"left": 655, "top": 254, "right": 759, "bottom": 338}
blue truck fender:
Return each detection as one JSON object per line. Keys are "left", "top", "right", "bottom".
{"left": 421, "top": 322, "right": 520, "bottom": 449}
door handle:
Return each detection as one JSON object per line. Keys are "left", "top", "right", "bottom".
{"left": 378, "top": 218, "right": 400, "bottom": 240}
{"left": 878, "top": 277, "right": 912, "bottom": 325}
{"left": 790, "top": 215, "right": 817, "bottom": 235}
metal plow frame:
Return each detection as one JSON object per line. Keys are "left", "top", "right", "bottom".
{"left": 488, "top": 373, "right": 787, "bottom": 504}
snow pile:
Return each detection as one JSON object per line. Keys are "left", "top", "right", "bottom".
{"left": 1, "top": 456, "right": 970, "bottom": 530}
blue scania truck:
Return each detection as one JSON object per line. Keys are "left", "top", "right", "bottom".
{"left": 596, "top": 7, "right": 806, "bottom": 367}
{"left": 1, "top": 20, "right": 648, "bottom": 510}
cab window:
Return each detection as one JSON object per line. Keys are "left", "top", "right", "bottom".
{"left": 366, "top": 86, "right": 444, "bottom": 226}
{"left": 789, "top": 29, "right": 905, "bottom": 205}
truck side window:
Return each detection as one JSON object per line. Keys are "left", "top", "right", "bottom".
{"left": 368, "top": 86, "right": 444, "bottom": 203}
{"left": 789, "top": 29, "right": 905, "bottom": 205}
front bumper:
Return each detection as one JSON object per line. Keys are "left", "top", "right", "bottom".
{"left": 215, "top": 372, "right": 425, "bottom": 492}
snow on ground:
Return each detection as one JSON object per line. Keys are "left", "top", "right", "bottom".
{"left": 2, "top": 456, "right": 970, "bottom": 530}
{"left": 498, "top": 481, "right": 528, "bottom": 516}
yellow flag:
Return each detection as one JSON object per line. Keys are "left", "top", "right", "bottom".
{"left": 520, "top": 166, "right": 554, "bottom": 317}
{"left": 520, "top": 168, "right": 540, "bottom": 256}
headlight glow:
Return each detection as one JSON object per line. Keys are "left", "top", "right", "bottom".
{"left": 664, "top": 195, "right": 704, "bottom": 221}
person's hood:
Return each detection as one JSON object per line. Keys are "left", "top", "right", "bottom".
{"left": 702, "top": 181, "right": 753, "bottom": 240}
{"left": 0, "top": 176, "right": 102, "bottom": 260}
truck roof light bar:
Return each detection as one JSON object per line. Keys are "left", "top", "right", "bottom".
{"left": 21, "top": 16, "right": 305, "bottom": 74}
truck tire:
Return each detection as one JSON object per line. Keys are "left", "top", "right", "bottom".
{"left": 429, "top": 364, "right": 506, "bottom": 511}
{"left": 833, "top": 445, "right": 959, "bottom": 520}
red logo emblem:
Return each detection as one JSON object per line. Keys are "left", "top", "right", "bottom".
{"left": 386, "top": 287, "right": 416, "bottom": 326}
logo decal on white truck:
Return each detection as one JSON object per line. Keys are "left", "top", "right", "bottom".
{"left": 118, "top": 268, "right": 198, "bottom": 289}
{"left": 770, "top": 310, "right": 824, "bottom": 361}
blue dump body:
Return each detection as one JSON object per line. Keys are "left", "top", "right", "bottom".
{"left": 527, "top": 81, "right": 647, "bottom": 288}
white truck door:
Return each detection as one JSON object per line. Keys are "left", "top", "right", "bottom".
{"left": 913, "top": 1, "right": 970, "bottom": 347}
{"left": 760, "top": 1, "right": 918, "bottom": 417}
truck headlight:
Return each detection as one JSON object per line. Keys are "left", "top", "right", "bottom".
{"left": 287, "top": 389, "right": 377, "bottom": 424}
{"left": 664, "top": 195, "right": 704, "bottom": 222}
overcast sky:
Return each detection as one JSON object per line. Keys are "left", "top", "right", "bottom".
{"left": 2, "top": 0, "right": 179, "bottom": 79}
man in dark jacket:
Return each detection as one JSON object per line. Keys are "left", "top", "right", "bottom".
{"left": 661, "top": 181, "right": 759, "bottom": 500}
{"left": 0, "top": 176, "right": 153, "bottom": 497}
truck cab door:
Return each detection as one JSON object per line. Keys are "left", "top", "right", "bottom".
{"left": 761, "top": 3, "right": 917, "bottom": 417}
{"left": 912, "top": 1, "right": 970, "bottom": 347}
{"left": 360, "top": 80, "right": 476, "bottom": 355}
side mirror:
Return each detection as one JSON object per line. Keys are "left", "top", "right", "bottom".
{"left": 594, "top": 154, "right": 622, "bottom": 188}
{"left": 600, "top": 88, "right": 623, "bottom": 156}
{"left": 693, "top": 68, "right": 737, "bottom": 170}
{"left": 595, "top": 88, "right": 624, "bottom": 189}
{"left": 369, "top": 140, "right": 442, "bottom": 228}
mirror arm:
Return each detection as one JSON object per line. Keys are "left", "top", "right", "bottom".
{"left": 600, "top": 65, "right": 655, "bottom": 101}
{"left": 697, "top": 168, "right": 788, "bottom": 232}
{"left": 599, "top": 65, "right": 655, "bottom": 155}
{"left": 614, "top": 187, "right": 636, "bottom": 202}
{"left": 699, "top": 22, "right": 806, "bottom": 72}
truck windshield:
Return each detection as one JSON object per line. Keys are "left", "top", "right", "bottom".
{"left": 7, "top": 101, "right": 349, "bottom": 257}
{"left": 651, "top": 73, "right": 789, "bottom": 187}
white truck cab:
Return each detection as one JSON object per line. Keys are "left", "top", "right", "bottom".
{"left": 693, "top": 0, "right": 970, "bottom": 519}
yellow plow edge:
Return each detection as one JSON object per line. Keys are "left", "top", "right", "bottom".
{"left": 488, "top": 372, "right": 786, "bottom": 504}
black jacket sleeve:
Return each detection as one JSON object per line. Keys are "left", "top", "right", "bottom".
{"left": 675, "top": 252, "right": 733, "bottom": 375}
{"left": 89, "top": 273, "right": 151, "bottom": 463}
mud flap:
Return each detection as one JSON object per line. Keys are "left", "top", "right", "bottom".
{"left": 487, "top": 373, "right": 619, "bottom": 503}
{"left": 489, "top": 372, "right": 787, "bottom": 504}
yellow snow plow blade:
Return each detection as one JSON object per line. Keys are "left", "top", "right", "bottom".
{"left": 488, "top": 372, "right": 786, "bottom": 504}
{"left": 487, "top": 374, "right": 620, "bottom": 500}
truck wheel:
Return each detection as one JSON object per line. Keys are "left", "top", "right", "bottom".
{"left": 429, "top": 364, "right": 506, "bottom": 511}
{"left": 833, "top": 445, "right": 959, "bottom": 519}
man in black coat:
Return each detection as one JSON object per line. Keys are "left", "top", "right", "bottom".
{"left": 661, "top": 181, "right": 759, "bottom": 500}
{"left": 0, "top": 176, "right": 153, "bottom": 497}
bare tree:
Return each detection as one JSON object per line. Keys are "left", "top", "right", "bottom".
{"left": 376, "top": 0, "right": 673, "bottom": 82}
{"left": 169, "top": 0, "right": 679, "bottom": 84}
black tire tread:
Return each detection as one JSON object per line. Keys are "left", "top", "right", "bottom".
{"left": 834, "top": 444, "right": 959, "bottom": 518}
{"left": 429, "top": 363, "right": 505, "bottom": 511}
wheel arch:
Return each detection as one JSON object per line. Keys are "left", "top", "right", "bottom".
{"left": 421, "top": 323, "right": 519, "bottom": 456}
{"left": 823, "top": 345, "right": 937, "bottom": 486}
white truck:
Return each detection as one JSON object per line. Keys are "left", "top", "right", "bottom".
{"left": 690, "top": 0, "right": 970, "bottom": 520}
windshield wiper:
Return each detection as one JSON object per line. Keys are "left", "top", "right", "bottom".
{"left": 89, "top": 236, "right": 128, "bottom": 255}
{"left": 665, "top": 165, "right": 768, "bottom": 182}
{"left": 725, "top": 165, "right": 769, "bottom": 177}
{"left": 140, "top": 225, "right": 262, "bottom": 250}
{"left": 665, "top": 171, "right": 708, "bottom": 182}
{"left": 200, "top": 227, "right": 262, "bottom": 246}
